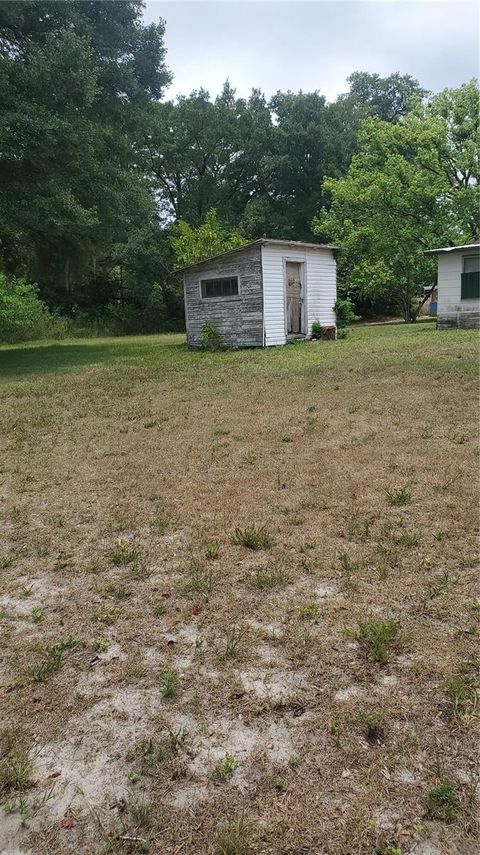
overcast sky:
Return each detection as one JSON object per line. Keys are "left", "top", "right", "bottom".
{"left": 142, "top": 0, "right": 479, "bottom": 101}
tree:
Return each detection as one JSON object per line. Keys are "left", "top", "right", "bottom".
{"left": 145, "top": 83, "right": 273, "bottom": 228}
{"left": 314, "top": 81, "right": 479, "bottom": 322}
{"left": 0, "top": 1, "right": 171, "bottom": 307}
{"left": 170, "top": 209, "right": 246, "bottom": 267}
{"left": 341, "top": 71, "right": 428, "bottom": 123}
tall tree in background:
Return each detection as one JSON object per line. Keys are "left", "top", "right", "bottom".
{"left": 314, "top": 81, "right": 479, "bottom": 321}
{"left": 147, "top": 73, "right": 427, "bottom": 244}
{"left": 340, "top": 71, "right": 428, "bottom": 123}
{"left": 0, "top": 0, "right": 171, "bottom": 308}
{"left": 145, "top": 82, "right": 273, "bottom": 227}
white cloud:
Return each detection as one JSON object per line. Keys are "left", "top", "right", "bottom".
{"left": 143, "top": 1, "right": 479, "bottom": 100}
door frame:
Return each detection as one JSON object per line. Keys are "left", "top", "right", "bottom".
{"left": 283, "top": 257, "right": 307, "bottom": 337}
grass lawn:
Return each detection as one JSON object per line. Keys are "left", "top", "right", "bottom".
{"left": 0, "top": 323, "right": 478, "bottom": 854}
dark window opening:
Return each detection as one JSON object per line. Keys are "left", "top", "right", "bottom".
{"left": 461, "top": 255, "right": 480, "bottom": 300}
{"left": 201, "top": 277, "right": 239, "bottom": 299}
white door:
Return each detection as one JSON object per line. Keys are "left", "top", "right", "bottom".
{"left": 286, "top": 261, "right": 304, "bottom": 334}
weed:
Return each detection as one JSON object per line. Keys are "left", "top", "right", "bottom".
{"left": 300, "top": 540, "right": 316, "bottom": 553}
{"left": 356, "top": 708, "right": 386, "bottom": 743}
{"left": 222, "top": 625, "right": 244, "bottom": 660}
{"left": 107, "top": 518, "right": 136, "bottom": 534}
{"left": 19, "top": 585, "right": 33, "bottom": 599}
{"left": 376, "top": 844, "right": 403, "bottom": 855}
{"left": 180, "top": 559, "right": 213, "bottom": 597}
{"left": 232, "top": 525, "right": 275, "bottom": 550}
{"left": 384, "top": 487, "right": 412, "bottom": 506}
{"left": 426, "top": 570, "right": 459, "bottom": 599}
{"left": 346, "top": 619, "right": 402, "bottom": 665}
{"left": 206, "top": 540, "right": 220, "bottom": 560}
{"left": 461, "top": 555, "right": 479, "bottom": 569}
{"left": 395, "top": 531, "right": 419, "bottom": 548}
{"left": 92, "top": 635, "right": 110, "bottom": 653}
{"left": 298, "top": 602, "right": 319, "bottom": 622}
{"left": 31, "top": 608, "right": 45, "bottom": 623}
{"left": 127, "top": 791, "right": 152, "bottom": 830}
{"left": 3, "top": 784, "right": 55, "bottom": 827}
{"left": 200, "top": 322, "right": 222, "bottom": 352}
{"left": 444, "top": 658, "right": 479, "bottom": 724}
{"left": 160, "top": 669, "right": 177, "bottom": 699}
{"left": 104, "top": 581, "right": 130, "bottom": 601}
{"left": 11, "top": 506, "right": 28, "bottom": 526}
{"left": 347, "top": 517, "right": 371, "bottom": 542}
{"left": 214, "top": 811, "right": 255, "bottom": 855}
{"left": 29, "top": 636, "right": 82, "bottom": 682}
{"left": 251, "top": 565, "right": 289, "bottom": 590}
{"left": 281, "top": 435, "right": 291, "bottom": 442}
{"left": 54, "top": 550, "right": 73, "bottom": 570}
{"left": 92, "top": 605, "right": 119, "bottom": 624}
{"left": 339, "top": 552, "right": 355, "bottom": 573}
{"left": 129, "top": 559, "right": 151, "bottom": 581}
{"left": 153, "top": 603, "right": 167, "bottom": 617}
{"left": 108, "top": 537, "right": 139, "bottom": 566}
{"left": 213, "top": 753, "right": 235, "bottom": 781}
{"left": 300, "top": 556, "right": 313, "bottom": 574}
{"left": 423, "top": 780, "right": 458, "bottom": 822}
{"left": 150, "top": 515, "right": 168, "bottom": 534}
{"left": 0, "top": 742, "right": 41, "bottom": 795}
{"left": 213, "top": 426, "right": 230, "bottom": 437}
{"left": 127, "top": 728, "right": 187, "bottom": 772}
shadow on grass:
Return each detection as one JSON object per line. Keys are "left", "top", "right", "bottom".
{"left": 0, "top": 337, "right": 186, "bottom": 380}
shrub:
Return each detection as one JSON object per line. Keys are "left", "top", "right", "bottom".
{"left": 311, "top": 320, "right": 322, "bottom": 339}
{"left": 334, "top": 297, "right": 360, "bottom": 329}
{"left": 0, "top": 273, "right": 67, "bottom": 343}
{"left": 200, "top": 322, "right": 222, "bottom": 351}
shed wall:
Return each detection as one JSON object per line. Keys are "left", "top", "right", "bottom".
{"left": 261, "top": 245, "right": 337, "bottom": 346}
{"left": 183, "top": 245, "right": 263, "bottom": 348}
{"left": 437, "top": 254, "right": 479, "bottom": 330}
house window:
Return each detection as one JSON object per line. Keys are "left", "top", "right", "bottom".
{"left": 200, "top": 277, "right": 239, "bottom": 299}
{"left": 461, "top": 255, "right": 480, "bottom": 300}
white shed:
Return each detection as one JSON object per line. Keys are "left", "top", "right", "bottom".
{"left": 425, "top": 241, "right": 479, "bottom": 330}
{"left": 178, "top": 239, "right": 338, "bottom": 348}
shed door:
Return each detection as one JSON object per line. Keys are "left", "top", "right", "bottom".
{"left": 286, "top": 262, "right": 304, "bottom": 334}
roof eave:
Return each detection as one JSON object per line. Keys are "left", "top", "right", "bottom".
{"left": 424, "top": 242, "right": 480, "bottom": 256}
{"left": 174, "top": 238, "right": 339, "bottom": 274}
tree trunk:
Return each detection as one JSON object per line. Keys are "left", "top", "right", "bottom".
{"left": 411, "top": 284, "right": 436, "bottom": 322}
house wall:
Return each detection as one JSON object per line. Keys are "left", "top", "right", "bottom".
{"left": 183, "top": 245, "right": 263, "bottom": 348}
{"left": 261, "top": 245, "right": 337, "bottom": 346}
{"left": 437, "top": 253, "right": 479, "bottom": 330}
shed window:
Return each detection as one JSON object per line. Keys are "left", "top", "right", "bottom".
{"left": 461, "top": 255, "right": 480, "bottom": 300}
{"left": 201, "top": 277, "right": 239, "bottom": 299}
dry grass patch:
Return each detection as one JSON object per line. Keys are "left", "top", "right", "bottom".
{"left": 0, "top": 324, "right": 478, "bottom": 854}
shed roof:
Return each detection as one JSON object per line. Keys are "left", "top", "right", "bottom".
{"left": 174, "top": 238, "right": 338, "bottom": 273}
{"left": 424, "top": 240, "right": 479, "bottom": 256}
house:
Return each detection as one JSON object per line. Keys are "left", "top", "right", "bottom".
{"left": 425, "top": 241, "right": 479, "bottom": 330}
{"left": 177, "top": 239, "right": 337, "bottom": 348}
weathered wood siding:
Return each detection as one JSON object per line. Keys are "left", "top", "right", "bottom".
{"left": 183, "top": 245, "right": 263, "bottom": 348}
{"left": 437, "top": 253, "right": 480, "bottom": 330}
{"left": 261, "top": 244, "right": 337, "bottom": 345}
